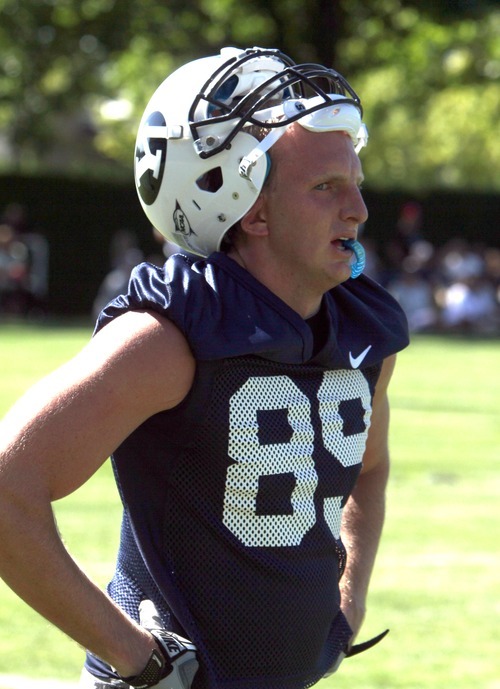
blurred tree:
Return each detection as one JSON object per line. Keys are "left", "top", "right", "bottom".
{"left": 0, "top": 0, "right": 498, "bottom": 190}
{"left": 0, "top": 0, "right": 138, "bottom": 171}
{"left": 339, "top": 0, "right": 500, "bottom": 189}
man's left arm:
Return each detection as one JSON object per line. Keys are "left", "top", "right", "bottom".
{"left": 340, "top": 354, "right": 397, "bottom": 641}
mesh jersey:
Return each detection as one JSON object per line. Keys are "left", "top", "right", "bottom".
{"left": 86, "top": 252, "right": 409, "bottom": 689}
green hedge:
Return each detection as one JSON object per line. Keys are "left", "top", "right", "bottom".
{"left": 1, "top": 174, "right": 498, "bottom": 315}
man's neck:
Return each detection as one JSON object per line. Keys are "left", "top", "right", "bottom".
{"left": 226, "top": 247, "right": 323, "bottom": 320}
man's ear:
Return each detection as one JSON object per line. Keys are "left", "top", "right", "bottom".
{"left": 240, "top": 194, "right": 269, "bottom": 238}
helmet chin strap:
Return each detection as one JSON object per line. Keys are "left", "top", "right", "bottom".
{"left": 238, "top": 126, "right": 287, "bottom": 190}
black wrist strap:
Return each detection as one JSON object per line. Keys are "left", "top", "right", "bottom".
{"left": 121, "top": 648, "right": 166, "bottom": 689}
{"left": 346, "top": 628, "right": 389, "bottom": 658}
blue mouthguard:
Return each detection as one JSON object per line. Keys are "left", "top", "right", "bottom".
{"left": 342, "top": 239, "right": 365, "bottom": 279}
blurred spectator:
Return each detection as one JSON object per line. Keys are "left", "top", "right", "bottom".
{"left": 387, "top": 270, "right": 439, "bottom": 333}
{"left": 373, "top": 202, "right": 500, "bottom": 336}
{"left": 0, "top": 221, "right": 27, "bottom": 313}
{"left": 92, "top": 230, "right": 144, "bottom": 322}
{"left": 439, "top": 276, "right": 499, "bottom": 334}
{"left": 483, "top": 247, "right": 500, "bottom": 305}
{"left": 108, "top": 228, "right": 140, "bottom": 270}
{"left": 0, "top": 202, "right": 49, "bottom": 317}
{"left": 438, "top": 238, "right": 485, "bottom": 283}
{"left": 384, "top": 201, "right": 425, "bottom": 279}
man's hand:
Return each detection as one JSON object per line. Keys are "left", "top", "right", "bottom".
{"left": 122, "top": 600, "right": 198, "bottom": 689}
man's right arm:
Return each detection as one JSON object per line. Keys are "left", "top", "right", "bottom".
{"left": 0, "top": 310, "right": 196, "bottom": 678}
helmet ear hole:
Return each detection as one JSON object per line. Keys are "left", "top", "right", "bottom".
{"left": 196, "top": 167, "right": 223, "bottom": 193}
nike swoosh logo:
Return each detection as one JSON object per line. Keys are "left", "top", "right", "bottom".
{"left": 349, "top": 345, "right": 372, "bottom": 369}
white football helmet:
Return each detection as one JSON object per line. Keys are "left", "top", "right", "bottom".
{"left": 134, "top": 47, "right": 368, "bottom": 257}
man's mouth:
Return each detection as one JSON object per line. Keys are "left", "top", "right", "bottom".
{"left": 332, "top": 238, "right": 353, "bottom": 251}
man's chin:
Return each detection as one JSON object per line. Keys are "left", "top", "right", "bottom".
{"left": 328, "top": 263, "right": 353, "bottom": 288}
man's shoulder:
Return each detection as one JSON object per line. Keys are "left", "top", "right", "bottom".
{"left": 95, "top": 252, "right": 309, "bottom": 363}
{"left": 325, "top": 274, "right": 410, "bottom": 367}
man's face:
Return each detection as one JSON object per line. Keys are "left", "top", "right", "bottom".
{"left": 260, "top": 126, "right": 368, "bottom": 297}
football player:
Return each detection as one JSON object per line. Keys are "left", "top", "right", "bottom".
{"left": 0, "top": 47, "right": 409, "bottom": 689}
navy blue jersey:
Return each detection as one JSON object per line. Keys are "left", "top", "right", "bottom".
{"left": 86, "top": 252, "right": 409, "bottom": 689}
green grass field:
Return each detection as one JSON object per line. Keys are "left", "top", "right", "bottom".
{"left": 0, "top": 323, "right": 498, "bottom": 689}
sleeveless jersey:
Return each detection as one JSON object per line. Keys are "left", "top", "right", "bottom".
{"left": 85, "top": 252, "right": 409, "bottom": 689}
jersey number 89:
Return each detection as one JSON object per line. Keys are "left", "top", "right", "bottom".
{"left": 223, "top": 370, "right": 372, "bottom": 547}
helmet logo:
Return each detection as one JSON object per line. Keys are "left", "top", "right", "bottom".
{"left": 135, "top": 111, "right": 168, "bottom": 205}
{"left": 173, "top": 201, "right": 194, "bottom": 237}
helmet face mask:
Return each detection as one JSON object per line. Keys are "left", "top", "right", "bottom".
{"left": 134, "top": 47, "right": 367, "bottom": 257}
{"left": 189, "top": 48, "right": 364, "bottom": 159}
